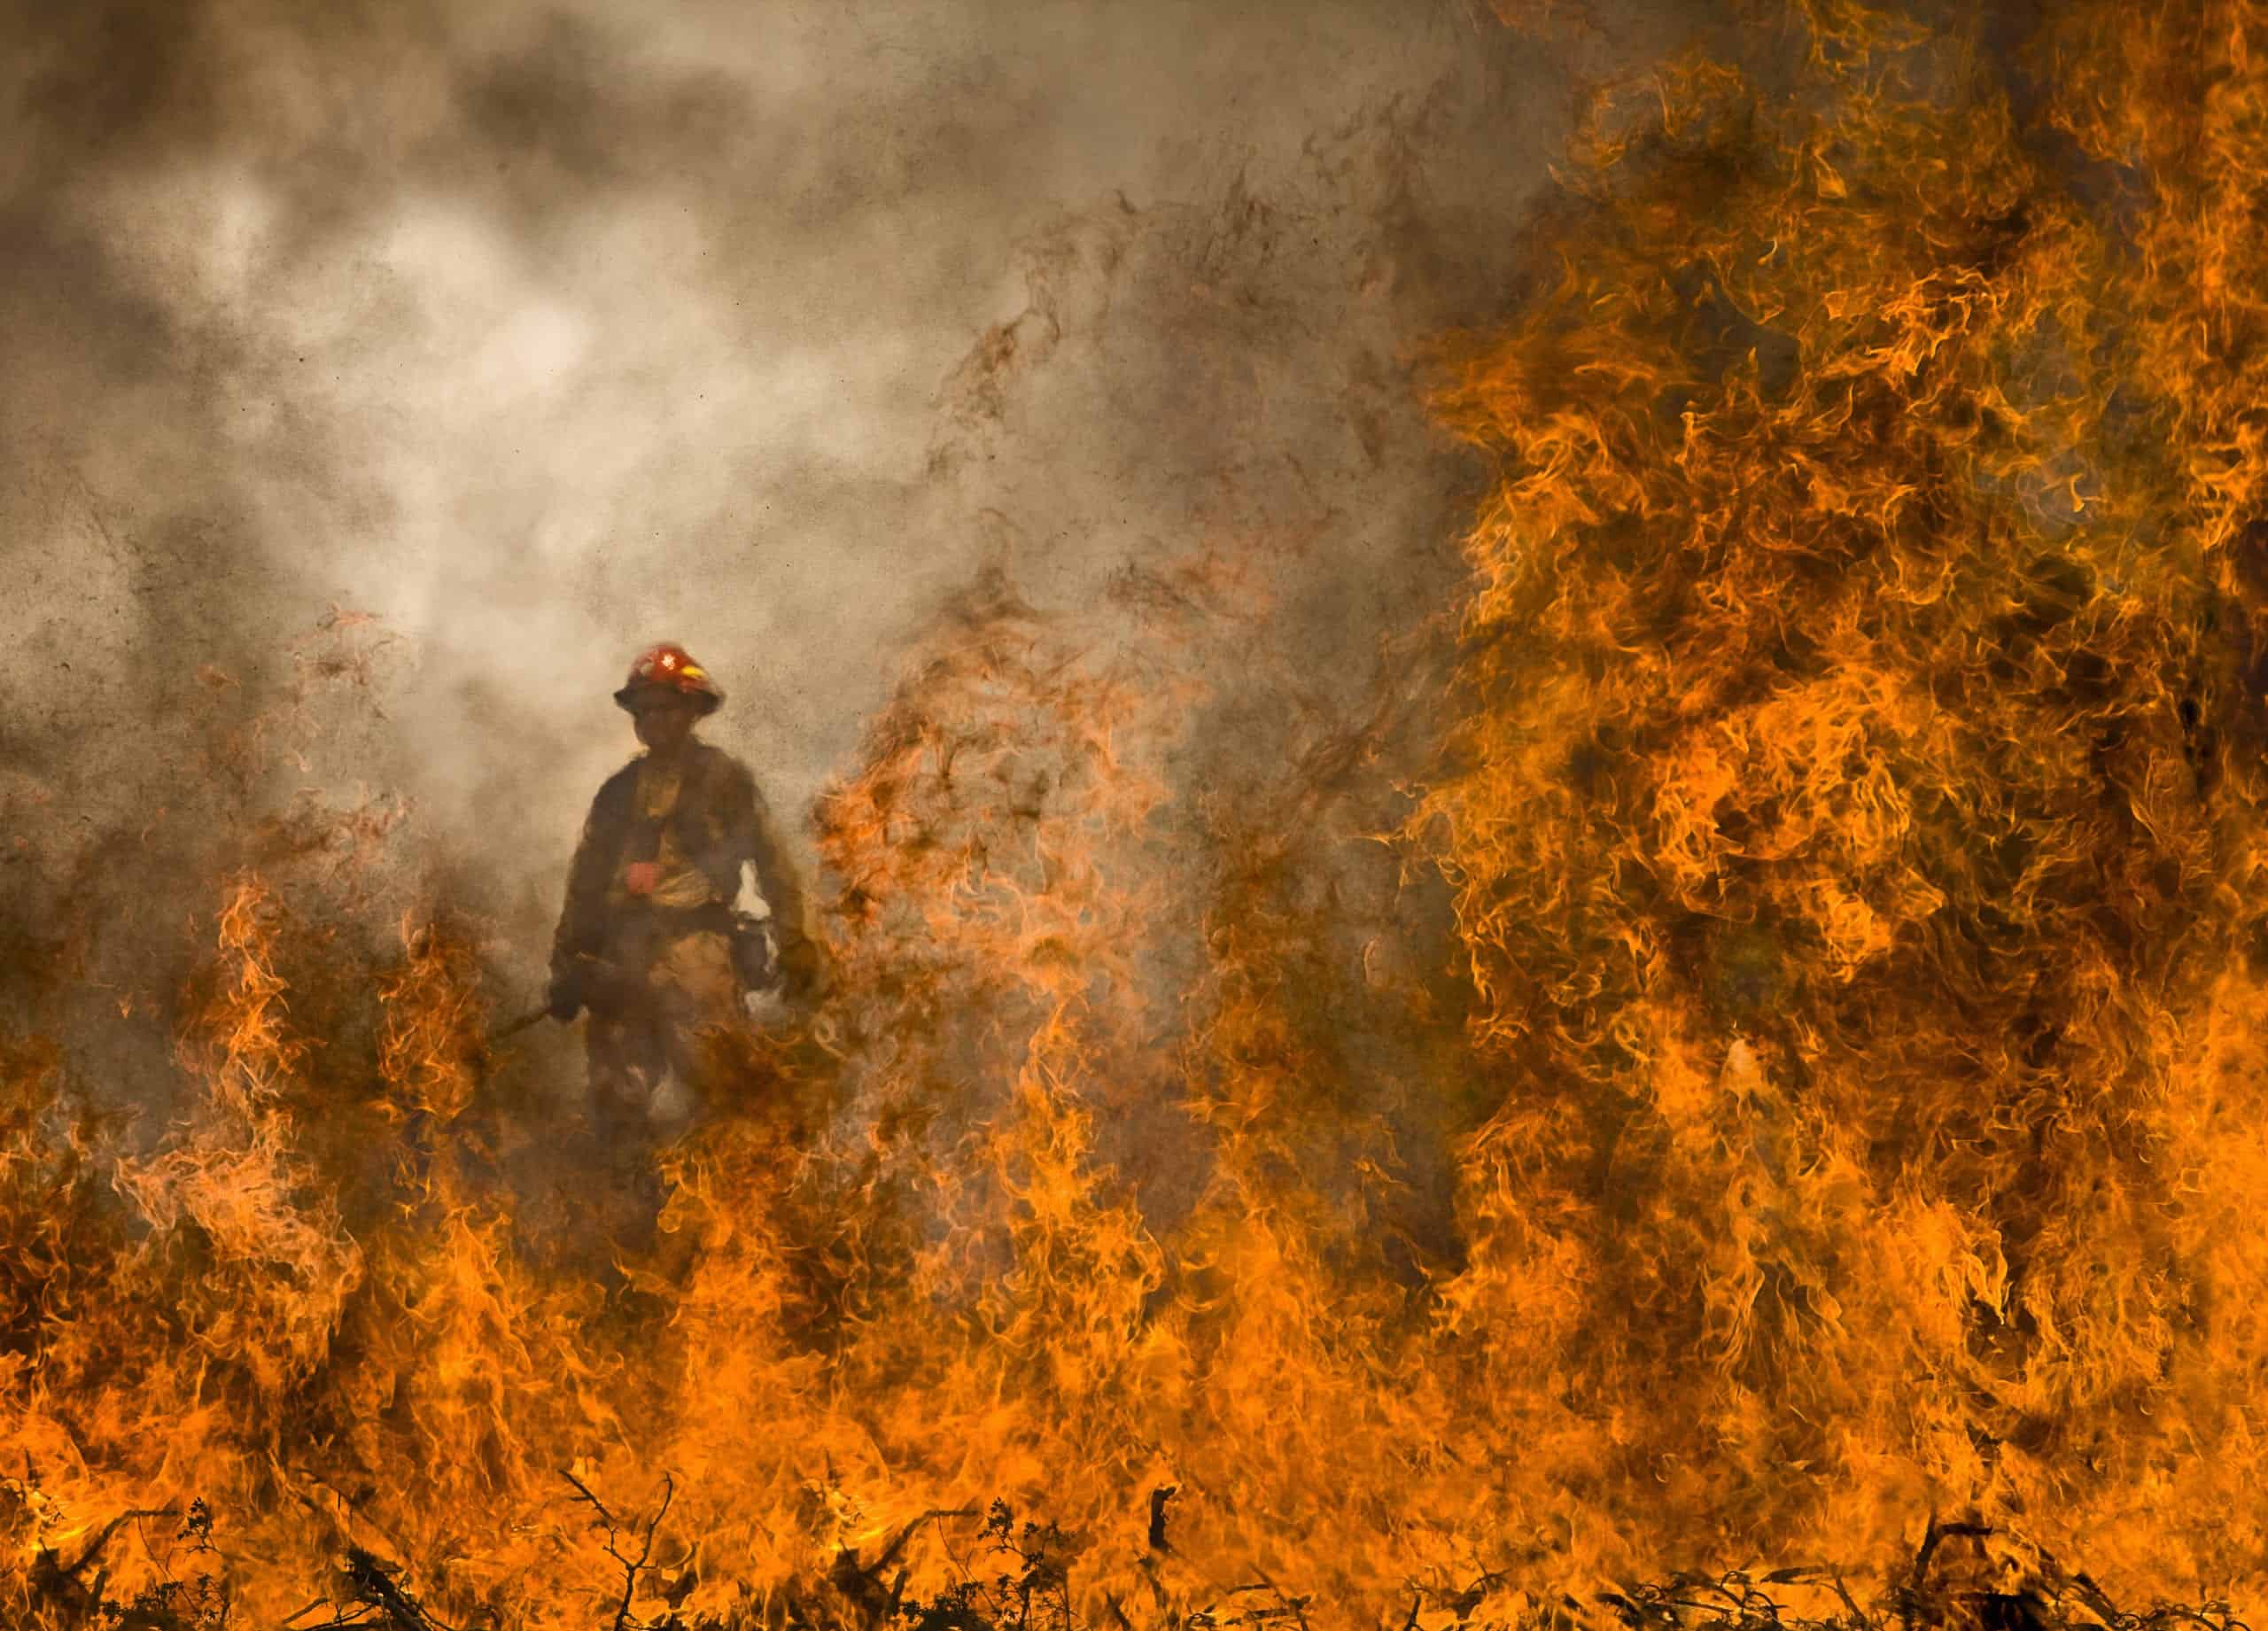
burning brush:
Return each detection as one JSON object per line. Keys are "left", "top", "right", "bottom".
{"left": 8, "top": 1, "right": 2268, "bottom": 1626}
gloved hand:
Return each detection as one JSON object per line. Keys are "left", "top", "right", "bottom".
{"left": 547, "top": 970, "right": 584, "bottom": 1023}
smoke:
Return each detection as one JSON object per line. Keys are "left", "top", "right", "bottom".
{"left": 0, "top": 0, "right": 1700, "bottom": 1108}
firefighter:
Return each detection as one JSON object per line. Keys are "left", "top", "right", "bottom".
{"left": 545, "top": 642, "right": 825, "bottom": 1148}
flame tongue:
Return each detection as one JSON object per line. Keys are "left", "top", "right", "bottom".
{"left": 1419, "top": 0, "right": 2268, "bottom": 1604}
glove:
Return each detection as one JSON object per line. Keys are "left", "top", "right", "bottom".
{"left": 547, "top": 970, "right": 584, "bottom": 1023}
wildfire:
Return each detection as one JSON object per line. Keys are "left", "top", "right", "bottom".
{"left": 7, "top": 3, "right": 2268, "bottom": 1627}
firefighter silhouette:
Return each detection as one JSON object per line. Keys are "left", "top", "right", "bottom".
{"left": 547, "top": 643, "right": 826, "bottom": 1157}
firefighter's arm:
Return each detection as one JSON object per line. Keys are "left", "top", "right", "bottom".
{"left": 719, "top": 761, "right": 827, "bottom": 998}
{"left": 548, "top": 783, "right": 620, "bottom": 1018}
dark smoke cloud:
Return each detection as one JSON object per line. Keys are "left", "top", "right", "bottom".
{"left": 0, "top": 0, "right": 1705, "bottom": 1100}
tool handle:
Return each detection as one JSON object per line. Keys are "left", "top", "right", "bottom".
{"left": 493, "top": 1005, "right": 554, "bottom": 1040}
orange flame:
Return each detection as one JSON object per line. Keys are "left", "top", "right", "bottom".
{"left": 8, "top": 4, "right": 2268, "bottom": 1626}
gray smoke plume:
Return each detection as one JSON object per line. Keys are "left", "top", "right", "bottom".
{"left": 0, "top": 0, "right": 1706, "bottom": 1113}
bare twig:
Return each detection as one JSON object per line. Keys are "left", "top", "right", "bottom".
{"left": 869, "top": 1504, "right": 982, "bottom": 1579}
{"left": 64, "top": 1506, "right": 178, "bottom": 1577}
{"left": 563, "top": 1468, "right": 676, "bottom": 1631}
{"left": 1912, "top": 1513, "right": 1994, "bottom": 1588}
{"left": 562, "top": 1469, "right": 621, "bottom": 1530}
{"left": 341, "top": 1548, "right": 454, "bottom": 1631}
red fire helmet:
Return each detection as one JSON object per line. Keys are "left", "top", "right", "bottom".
{"left": 612, "top": 642, "right": 723, "bottom": 714}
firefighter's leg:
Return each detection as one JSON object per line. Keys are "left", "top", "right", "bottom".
{"left": 586, "top": 1005, "right": 664, "bottom": 1141}
{"left": 651, "top": 928, "right": 747, "bottom": 1126}
{"left": 585, "top": 998, "right": 669, "bottom": 1254}
{"left": 636, "top": 928, "right": 745, "bottom": 1288}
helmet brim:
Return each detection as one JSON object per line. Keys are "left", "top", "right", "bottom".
{"left": 615, "top": 684, "right": 722, "bottom": 715}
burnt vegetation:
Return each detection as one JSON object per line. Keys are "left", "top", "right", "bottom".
{"left": 5, "top": 1485, "right": 2249, "bottom": 1631}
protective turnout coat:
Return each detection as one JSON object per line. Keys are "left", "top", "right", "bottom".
{"left": 549, "top": 740, "right": 818, "bottom": 1001}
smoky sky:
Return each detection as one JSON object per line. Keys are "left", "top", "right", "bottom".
{"left": 0, "top": 0, "right": 1708, "bottom": 1024}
